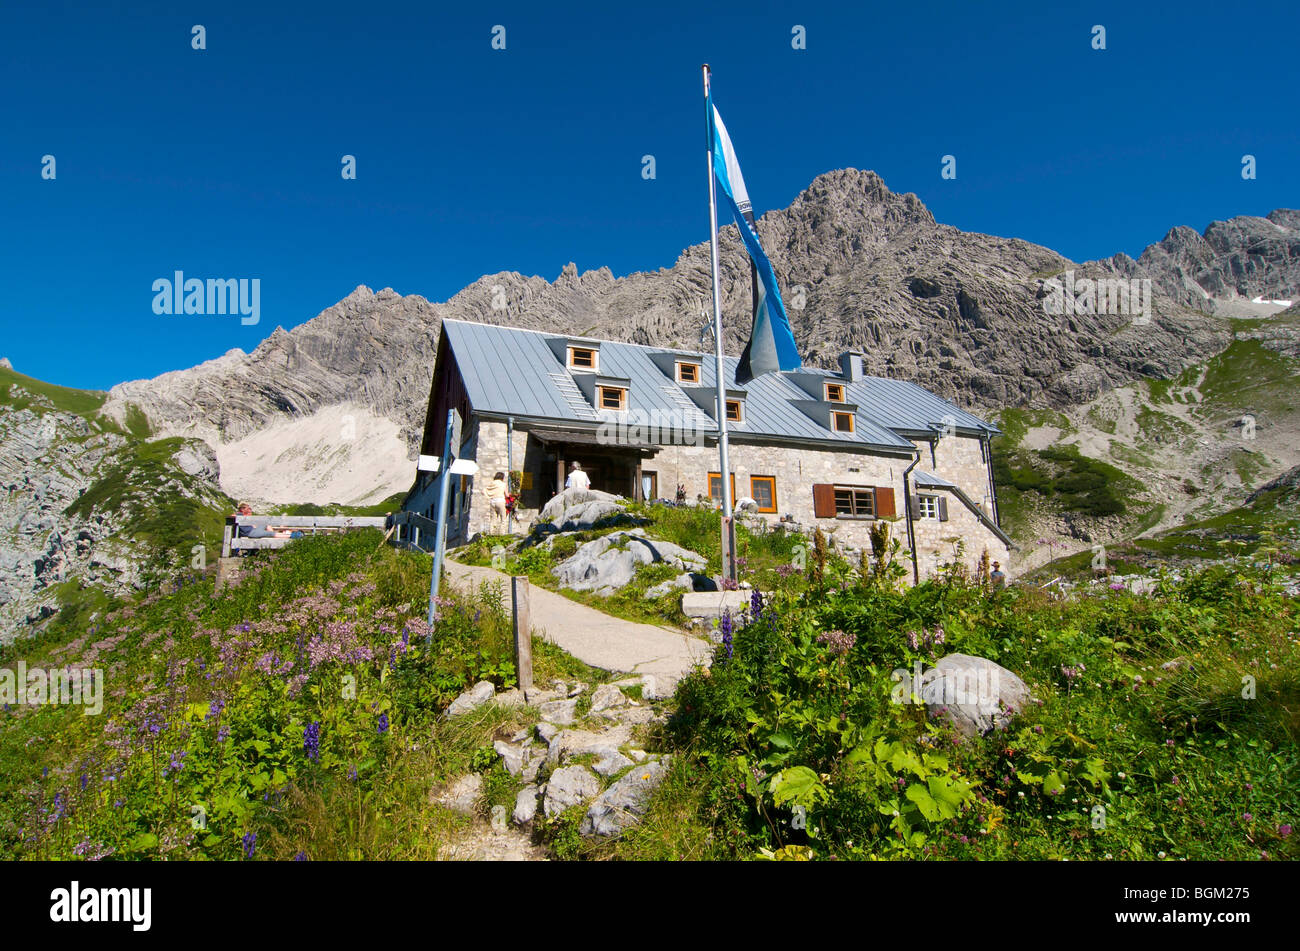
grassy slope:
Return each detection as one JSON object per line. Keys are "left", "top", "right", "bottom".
{"left": 993, "top": 333, "right": 1300, "bottom": 569}
{"left": 4, "top": 518, "right": 1296, "bottom": 862}
{"left": 0, "top": 365, "right": 106, "bottom": 417}
{"left": 271, "top": 494, "right": 406, "bottom": 518}
{"left": 605, "top": 558, "right": 1300, "bottom": 861}
{"left": 1, "top": 364, "right": 235, "bottom": 632}
{"left": 0, "top": 532, "right": 598, "bottom": 860}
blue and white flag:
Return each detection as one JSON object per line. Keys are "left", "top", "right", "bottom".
{"left": 710, "top": 101, "right": 802, "bottom": 384}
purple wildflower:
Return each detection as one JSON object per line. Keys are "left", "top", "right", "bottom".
{"left": 377, "top": 713, "right": 389, "bottom": 735}
{"left": 242, "top": 832, "right": 257, "bottom": 858}
{"left": 1279, "top": 824, "right": 1292, "bottom": 838}
{"left": 750, "top": 589, "right": 764, "bottom": 620}
{"left": 719, "top": 610, "right": 733, "bottom": 661}
{"left": 816, "top": 628, "right": 856, "bottom": 656}
{"left": 304, "top": 722, "right": 321, "bottom": 762}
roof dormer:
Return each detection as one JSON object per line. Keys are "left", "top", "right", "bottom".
{"left": 647, "top": 350, "right": 703, "bottom": 385}
{"left": 547, "top": 335, "right": 603, "bottom": 373}
{"left": 790, "top": 399, "right": 859, "bottom": 435}
{"left": 572, "top": 372, "right": 632, "bottom": 413}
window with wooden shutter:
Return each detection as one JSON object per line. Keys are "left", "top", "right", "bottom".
{"left": 874, "top": 486, "right": 896, "bottom": 518}
{"left": 909, "top": 495, "right": 921, "bottom": 520}
{"left": 812, "top": 483, "right": 837, "bottom": 518}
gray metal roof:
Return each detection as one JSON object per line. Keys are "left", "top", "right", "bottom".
{"left": 440, "top": 319, "right": 996, "bottom": 452}
{"left": 915, "top": 470, "right": 958, "bottom": 489}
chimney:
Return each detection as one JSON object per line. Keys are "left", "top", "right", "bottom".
{"left": 838, "top": 350, "right": 865, "bottom": 382}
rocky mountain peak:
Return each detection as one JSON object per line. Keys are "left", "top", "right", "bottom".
{"left": 1132, "top": 210, "right": 1299, "bottom": 315}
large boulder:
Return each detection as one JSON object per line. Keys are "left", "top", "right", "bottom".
{"left": 543, "top": 765, "right": 601, "bottom": 817}
{"left": 921, "top": 653, "right": 1030, "bottom": 738}
{"left": 537, "top": 488, "right": 628, "bottom": 532}
{"left": 551, "top": 529, "right": 707, "bottom": 595}
{"left": 581, "top": 758, "right": 670, "bottom": 836}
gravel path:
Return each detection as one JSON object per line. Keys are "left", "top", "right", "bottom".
{"left": 444, "top": 559, "right": 712, "bottom": 695}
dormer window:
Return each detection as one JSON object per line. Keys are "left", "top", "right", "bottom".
{"left": 676, "top": 361, "right": 700, "bottom": 384}
{"left": 824, "top": 382, "right": 846, "bottom": 403}
{"left": 568, "top": 347, "right": 597, "bottom": 371}
{"left": 831, "top": 410, "right": 854, "bottom": 433}
{"left": 725, "top": 400, "right": 744, "bottom": 424}
{"left": 598, "top": 385, "right": 627, "bottom": 410}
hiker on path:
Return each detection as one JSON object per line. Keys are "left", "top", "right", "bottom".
{"left": 564, "top": 461, "right": 590, "bottom": 492}
{"left": 484, "top": 471, "right": 509, "bottom": 534}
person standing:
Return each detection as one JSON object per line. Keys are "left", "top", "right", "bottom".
{"left": 565, "top": 461, "right": 590, "bottom": 491}
{"left": 990, "top": 560, "right": 1007, "bottom": 590}
{"left": 484, "top": 472, "right": 508, "bottom": 534}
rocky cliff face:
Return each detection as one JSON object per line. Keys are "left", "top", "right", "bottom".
{"left": 103, "top": 169, "right": 1300, "bottom": 511}
{"left": 0, "top": 379, "right": 228, "bottom": 640}
{"left": 1104, "top": 210, "right": 1300, "bottom": 316}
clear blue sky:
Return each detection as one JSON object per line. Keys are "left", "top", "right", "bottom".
{"left": 2, "top": 0, "right": 1295, "bottom": 390}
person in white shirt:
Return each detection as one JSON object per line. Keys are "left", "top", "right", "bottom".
{"left": 565, "top": 461, "right": 591, "bottom": 491}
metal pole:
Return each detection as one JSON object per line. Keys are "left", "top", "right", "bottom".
{"left": 506, "top": 415, "right": 514, "bottom": 535}
{"left": 703, "top": 64, "right": 736, "bottom": 584}
{"left": 427, "top": 409, "right": 455, "bottom": 639}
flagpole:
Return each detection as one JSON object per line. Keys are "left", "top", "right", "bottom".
{"left": 703, "top": 64, "right": 737, "bottom": 585}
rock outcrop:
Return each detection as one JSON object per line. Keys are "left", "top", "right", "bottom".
{"left": 551, "top": 529, "right": 707, "bottom": 595}
{"left": 921, "top": 653, "right": 1031, "bottom": 738}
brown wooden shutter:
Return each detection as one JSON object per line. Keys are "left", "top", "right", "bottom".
{"left": 874, "top": 487, "right": 896, "bottom": 518}
{"left": 938, "top": 496, "right": 949, "bottom": 521}
{"left": 812, "top": 483, "right": 836, "bottom": 518}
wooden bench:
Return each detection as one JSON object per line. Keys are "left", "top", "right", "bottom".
{"left": 221, "top": 515, "right": 389, "bottom": 558}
